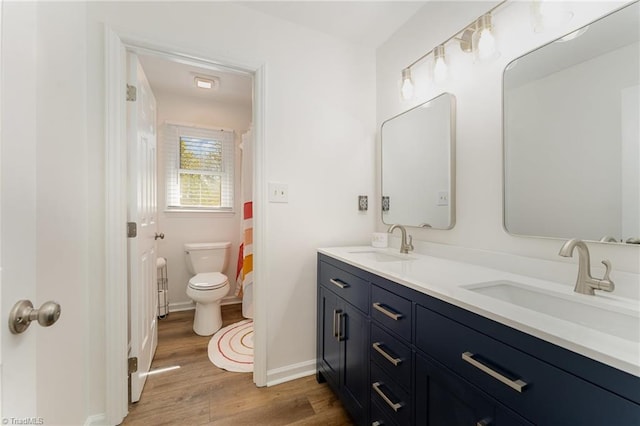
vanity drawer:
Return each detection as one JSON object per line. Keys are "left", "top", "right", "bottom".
{"left": 371, "top": 324, "right": 412, "bottom": 391}
{"left": 371, "top": 361, "right": 411, "bottom": 426}
{"left": 415, "top": 304, "right": 640, "bottom": 425}
{"left": 319, "top": 261, "right": 369, "bottom": 313}
{"left": 371, "top": 285, "right": 412, "bottom": 342}
{"left": 371, "top": 397, "right": 399, "bottom": 426}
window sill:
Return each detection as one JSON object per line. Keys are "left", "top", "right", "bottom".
{"left": 163, "top": 209, "right": 236, "bottom": 219}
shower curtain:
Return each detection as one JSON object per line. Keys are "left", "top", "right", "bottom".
{"left": 236, "top": 128, "right": 254, "bottom": 318}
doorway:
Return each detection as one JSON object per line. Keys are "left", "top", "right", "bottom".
{"left": 105, "top": 29, "right": 267, "bottom": 424}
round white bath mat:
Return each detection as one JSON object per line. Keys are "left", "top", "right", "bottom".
{"left": 208, "top": 319, "right": 254, "bottom": 373}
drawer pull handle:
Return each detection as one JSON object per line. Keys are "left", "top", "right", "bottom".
{"left": 373, "top": 302, "right": 403, "bottom": 320}
{"left": 372, "top": 342, "right": 402, "bottom": 366}
{"left": 372, "top": 381, "right": 403, "bottom": 412}
{"left": 330, "top": 278, "right": 349, "bottom": 289}
{"left": 477, "top": 418, "right": 493, "bottom": 426}
{"left": 372, "top": 422, "right": 384, "bottom": 426}
{"left": 462, "top": 352, "right": 528, "bottom": 393}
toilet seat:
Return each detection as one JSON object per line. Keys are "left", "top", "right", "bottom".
{"left": 188, "top": 272, "right": 228, "bottom": 290}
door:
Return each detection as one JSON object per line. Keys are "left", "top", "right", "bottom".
{"left": 127, "top": 52, "right": 159, "bottom": 403}
{"left": 1, "top": 1, "right": 39, "bottom": 417}
{"left": 319, "top": 286, "right": 341, "bottom": 390}
{"left": 340, "top": 302, "right": 368, "bottom": 425}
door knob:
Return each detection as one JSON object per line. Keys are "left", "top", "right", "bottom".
{"left": 9, "top": 300, "right": 61, "bottom": 334}
{"left": 154, "top": 232, "right": 165, "bottom": 240}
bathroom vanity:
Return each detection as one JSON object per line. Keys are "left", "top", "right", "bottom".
{"left": 316, "top": 248, "right": 640, "bottom": 425}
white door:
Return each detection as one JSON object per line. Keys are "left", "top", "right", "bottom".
{"left": 127, "top": 52, "right": 159, "bottom": 403}
{"left": 1, "top": 1, "right": 38, "bottom": 417}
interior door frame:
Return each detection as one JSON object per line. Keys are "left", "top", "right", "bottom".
{"left": 104, "top": 27, "right": 267, "bottom": 424}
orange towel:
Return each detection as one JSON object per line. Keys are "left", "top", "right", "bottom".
{"left": 235, "top": 201, "right": 253, "bottom": 298}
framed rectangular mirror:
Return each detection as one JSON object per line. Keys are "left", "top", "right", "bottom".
{"left": 381, "top": 93, "right": 456, "bottom": 229}
{"left": 503, "top": 1, "right": 639, "bottom": 244}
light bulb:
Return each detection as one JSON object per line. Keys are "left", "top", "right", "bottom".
{"left": 401, "top": 68, "right": 414, "bottom": 100}
{"left": 433, "top": 45, "right": 448, "bottom": 84}
{"left": 477, "top": 29, "right": 496, "bottom": 60}
{"left": 472, "top": 14, "right": 500, "bottom": 62}
{"left": 557, "top": 26, "right": 589, "bottom": 43}
{"left": 531, "top": 0, "right": 573, "bottom": 32}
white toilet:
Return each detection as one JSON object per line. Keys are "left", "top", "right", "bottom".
{"left": 184, "top": 242, "right": 231, "bottom": 336}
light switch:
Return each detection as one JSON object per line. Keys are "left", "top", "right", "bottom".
{"left": 268, "top": 182, "right": 289, "bottom": 203}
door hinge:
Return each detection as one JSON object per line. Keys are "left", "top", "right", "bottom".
{"left": 127, "top": 222, "right": 137, "bottom": 238}
{"left": 128, "top": 357, "right": 138, "bottom": 375}
{"left": 126, "top": 84, "right": 137, "bottom": 102}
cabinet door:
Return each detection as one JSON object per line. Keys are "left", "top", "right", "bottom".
{"left": 341, "top": 301, "right": 369, "bottom": 425}
{"left": 416, "top": 354, "right": 498, "bottom": 426}
{"left": 319, "top": 286, "right": 341, "bottom": 389}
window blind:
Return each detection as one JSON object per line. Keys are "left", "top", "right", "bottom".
{"left": 163, "top": 124, "right": 234, "bottom": 211}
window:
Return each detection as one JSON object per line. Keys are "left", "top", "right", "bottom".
{"left": 164, "top": 124, "right": 234, "bottom": 211}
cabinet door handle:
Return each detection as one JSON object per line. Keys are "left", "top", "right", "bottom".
{"left": 462, "top": 352, "right": 528, "bottom": 393}
{"left": 330, "top": 278, "right": 349, "bottom": 289}
{"left": 373, "top": 302, "right": 403, "bottom": 320}
{"left": 337, "top": 312, "right": 346, "bottom": 341}
{"left": 477, "top": 418, "right": 493, "bottom": 426}
{"left": 372, "top": 342, "right": 402, "bottom": 366}
{"left": 332, "top": 309, "right": 339, "bottom": 338}
{"left": 372, "top": 382, "right": 403, "bottom": 412}
{"left": 372, "top": 421, "right": 384, "bottom": 426}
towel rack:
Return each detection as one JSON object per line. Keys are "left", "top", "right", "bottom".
{"left": 157, "top": 257, "right": 169, "bottom": 319}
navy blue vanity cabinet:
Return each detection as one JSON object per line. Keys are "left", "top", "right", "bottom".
{"left": 317, "top": 253, "right": 640, "bottom": 426}
{"left": 317, "top": 255, "right": 370, "bottom": 425}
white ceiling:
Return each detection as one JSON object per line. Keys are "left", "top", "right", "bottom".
{"left": 139, "top": 2, "right": 427, "bottom": 106}
{"left": 138, "top": 54, "right": 253, "bottom": 107}
{"left": 239, "top": 1, "right": 428, "bottom": 48}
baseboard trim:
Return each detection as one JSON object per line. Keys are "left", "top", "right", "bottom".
{"left": 168, "top": 301, "right": 194, "bottom": 312}
{"left": 266, "top": 359, "right": 316, "bottom": 387}
{"left": 84, "top": 413, "right": 107, "bottom": 426}
{"left": 169, "top": 297, "right": 241, "bottom": 313}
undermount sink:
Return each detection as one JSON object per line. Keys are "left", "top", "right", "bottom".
{"left": 347, "top": 250, "right": 416, "bottom": 263}
{"left": 464, "top": 280, "right": 640, "bottom": 343}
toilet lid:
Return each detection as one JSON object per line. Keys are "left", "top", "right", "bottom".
{"left": 188, "top": 272, "right": 228, "bottom": 290}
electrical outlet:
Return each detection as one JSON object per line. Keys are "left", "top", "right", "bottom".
{"left": 437, "top": 191, "right": 449, "bottom": 206}
{"left": 268, "top": 182, "right": 289, "bottom": 203}
{"left": 358, "top": 195, "right": 368, "bottom": 211}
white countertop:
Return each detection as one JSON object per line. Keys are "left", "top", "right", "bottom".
{"left": 318, "top": 246, "right": 640, "bottom": 378}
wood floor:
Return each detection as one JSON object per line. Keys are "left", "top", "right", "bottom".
{"left": 122, "top": 305, "right": 353, "bottom": 425}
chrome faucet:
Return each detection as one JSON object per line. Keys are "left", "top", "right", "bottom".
{"left": 387, "top": 224, "right": 414, "bottom": 254}
{"left": 558, "top": 239, "right": 615, "bottom": 295}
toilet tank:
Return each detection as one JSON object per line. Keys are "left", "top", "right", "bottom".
{"left": 184, "top": 242, "right": 231, "bottom": 274}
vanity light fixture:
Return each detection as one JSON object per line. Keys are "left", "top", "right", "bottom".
{"left": 401, "top": 68, "right": 414, "bottom": 100}
{"left": 399, "top": 0, "right": 507, "bottom": 99}
{"left": 433, "top": 45, "right": 448, "bottom": 84}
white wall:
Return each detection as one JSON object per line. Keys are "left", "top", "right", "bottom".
{"left": 376, "top": 1, "right": 639, "bottom": 279}
{"left": 84, "top": 1, "right": 376, "bottom": 419}
{"left": 154, "top": 90, "right": 252, "bottom": 310}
